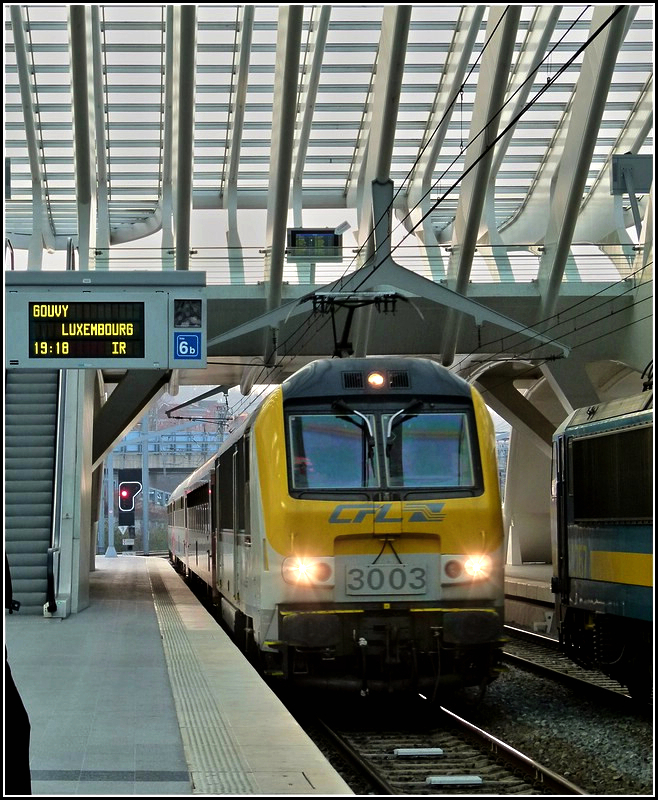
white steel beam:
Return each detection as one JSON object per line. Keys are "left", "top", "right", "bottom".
{"left": 576, "top": 76, "right": 652, "bottom": 252}
{"left": 353, "top": 6, "right": 411, "bottom": 267}
{"left": 109, "top": 6, "right": 171, "bottom": 249}
{"left": 291, "top": 6, "right": 331, "bottom": 285}
{"left": 224, "top": 6, "right": 254, "bottom": 284}
{"left": 403, "top": 6, "right": 483, "bottom": 280}
{"left": 10, "top": 4, "right": 55, "bottom": 264}
{"left": 479, "top": 5, "right": 561, "bottom": 271}
{"left": 537, "top": 5, "right": 631, "bottom": 320}
{"left": 262, "top": 5, "right": 304, "bottom": 364}
{"left": 69, "top": 5, "right": 97, "bottom": 270}
{"left": 160, "top": 5, "right": 175, "bottom": 268}
{"left": 441, "top": 6, "right": 521, "bottom": 366}
{"left": 90, "top": 6, "right": 110, "bottom": 262}
{"left": 292, "top": 5, "right": 331, "bottom": 228}
{"left": 174, "top": 5, "right": 197, "bottom": 270}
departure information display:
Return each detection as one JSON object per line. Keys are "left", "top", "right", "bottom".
{"left": 6, "top": 272, "right": 208, "bottom": 369}
{"left": 286, "top": 228, "right": 343, "bottom": 262}
{"left": 29, "top": 301, "right": 145, "bottom": 359}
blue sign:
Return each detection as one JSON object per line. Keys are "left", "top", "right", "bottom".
{"left": 173, "top": 331, "right": 202, "bottom": 360}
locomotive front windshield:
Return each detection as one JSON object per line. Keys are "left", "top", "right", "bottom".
{"left": 287, "top": 407, "right": 479, "bottom": 493}
{"left": 288, "top": 414, "right": 378, "bottom": 489}
{"left": 384, "top": 412, "right": 475, "bottom": 488}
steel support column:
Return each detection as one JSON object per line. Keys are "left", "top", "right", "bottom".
{"left": 224, "top": 5, "right": 254, "bottom": 285}
{"left": 262, "top": 5, "right": 304, "bottom": 365}
{"left": 174, "top": 6, "right": 197, "bottom": 271}
{"left": 10, "top": 4, "right": 55, "bottom": 265}
{"left": 90, "top": 6, "right": 110, "bottom": 263}
{"left": 161, "top": 5, "right": 175, "bottom": 269}
{"left": 69, "top": 6, "right": 97, "bottom": 270}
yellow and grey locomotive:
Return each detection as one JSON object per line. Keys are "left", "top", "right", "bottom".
{"left": 169, "top": 357, "right": 506, "bottom": 697}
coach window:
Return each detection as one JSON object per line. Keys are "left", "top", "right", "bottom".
{"left": 218, "top": 450, "right": 233, "bottom": 530}
{"left": 241, "top": 434, "right": 250, "bottom": 538}
{"left": 234, "top": 441, "right": 246, "bottom": 534}
{"left": 384, "top": 412, "right": 476, "bottom": 488}
{"left": 571, "top": 427, "right": 652, "bottom": 521}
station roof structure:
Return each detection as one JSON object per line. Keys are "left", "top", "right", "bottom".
{"left": 4, "top": 4, "right": 654, "bottom": 385}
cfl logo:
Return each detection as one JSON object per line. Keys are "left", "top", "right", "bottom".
{"left": 329, "top": 502, "right": 445, "bottom": 524}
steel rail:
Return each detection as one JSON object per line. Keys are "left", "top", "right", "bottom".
{"left": 438, "top": 705, "right": 588, "bottom": 795}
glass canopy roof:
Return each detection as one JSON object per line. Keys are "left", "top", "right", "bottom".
{"left": 4, "top": 4, "right": 654, "bottom": 286}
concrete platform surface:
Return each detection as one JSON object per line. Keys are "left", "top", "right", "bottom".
{"left": 504, "top": 563, "right": 556, "bottom": 634}
{"left": 4, "top": 554, "right": 353, "bottom": 796}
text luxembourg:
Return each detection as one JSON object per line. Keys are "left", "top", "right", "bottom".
{"left": 60, "top": 322, "right": 135, "bottom": 337}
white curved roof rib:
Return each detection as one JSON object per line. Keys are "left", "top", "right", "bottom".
{"left": 4, "top": 5, "right": 653, "bottom": 328}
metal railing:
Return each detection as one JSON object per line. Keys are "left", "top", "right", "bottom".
{"left": 6, "top": 243, "right": 642, "bottom": 288}
{"left": 87, "top": 245, "right": 642, "bottom": 286}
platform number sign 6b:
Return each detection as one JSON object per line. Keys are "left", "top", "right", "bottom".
{"left": 173, "top": 331, "right": 202, "bottom": 360}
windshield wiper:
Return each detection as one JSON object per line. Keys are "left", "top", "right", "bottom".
{"left": 332, "top": 399, "right": 375, "bottom": 444}
{"left": 386, "top": 399, "right": 423, "bottom": 453}
{"left": 386, "top": 399, "right": 423, "bottom": 439}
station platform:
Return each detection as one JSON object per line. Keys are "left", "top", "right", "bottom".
{"left": 4, "top": 554, "right": 353, "bottom": 796}
{"left": 503, "top": 563, "right": 556, "bottom": 634}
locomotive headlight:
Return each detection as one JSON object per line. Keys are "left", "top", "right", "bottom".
{"left": 367, "top": 371, "right": 385, "bottom": 388}
{"left": 463, "top": 554, "right": 491, "bottom": 579}
{"left": 282, "top": 556, "right": 334, "bottom": 587}
{"left": 442, "top": 554, "right": 492, "bottom": 583}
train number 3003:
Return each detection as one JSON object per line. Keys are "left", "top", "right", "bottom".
{"left": 346, "top": 565, "right": 427, "bottom": 595}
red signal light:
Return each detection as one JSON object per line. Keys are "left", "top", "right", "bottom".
{"left": 118, "top": 481, "right": 142, "bottom": 512}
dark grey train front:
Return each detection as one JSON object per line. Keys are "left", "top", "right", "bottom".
{"left": 551, "top": 391, "right": 653, "bottom": 698}
{"left": 169, "top": 357, "right": 506, "bottom": 696}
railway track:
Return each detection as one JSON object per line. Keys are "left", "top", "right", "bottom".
{"left": 312, "top": 703, "right": 587, "bottom": 795}
{"left": 180, "top": 565, "right": 649, "bottom": 794}
{"left": 501, "top": 625, "right": 643, "bottom": 706}
{"left": 286, "top": 631, "right": 649, "bottom": 795}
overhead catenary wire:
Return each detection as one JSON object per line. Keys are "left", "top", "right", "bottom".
{"left": 452, "top": 262, "right": 654, "bottom": 367}
{"left": 240, "top": 4, "right": 631, "bottom": 386}
{"left": 471, "top": 306, "right": 654, "bottom": 406}
{"left": 222, "top": 283, "right": 652, "bottom": 426}
{"left": 175, "top": 5, "right": 642, "bottom": 421}
{"left": 223, "top": 259, "right": 652, "bottom": 425}
{"left": 345, "top": 6, "right": 627, "bottom": 293}
{"left": 331, "top": 5, "right": 593, "bottom": 286}
{"left": 223, "top": 254, "right": 651, "bottom": 422}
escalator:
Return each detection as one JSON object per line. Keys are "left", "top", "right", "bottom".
{"left": 5, "top": 370, "right": 59, "bottom": 614}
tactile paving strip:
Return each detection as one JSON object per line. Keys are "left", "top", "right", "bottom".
{"left": 147, "top": 566, "right": 259, "bottom": 794}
